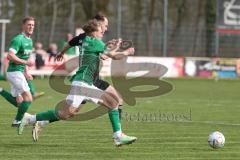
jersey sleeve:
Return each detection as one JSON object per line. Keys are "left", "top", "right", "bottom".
{"left": 9, "top": 37, "right": 21, "bottom": 54}
{"left": 68, "top": 33, "right": 86, "bottom": 47}
{"left": 93, "top": 40, "right": 105, "bottom": 53}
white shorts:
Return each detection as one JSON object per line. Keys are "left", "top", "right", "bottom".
{"left": 6, "top": 71, "right": 30, "bottom": 97}
{"left": 66, "top": 81, "right": 104, "bottom": 108}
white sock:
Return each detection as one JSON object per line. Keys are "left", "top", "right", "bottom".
{"left": 38, "top": 121, "right": 50, "bottom": 126}
{"left": 114, "top": 130, "right": 122, "bottom": 138}
{"left": 29, "top": 115, "right": 36, "bottom": 124}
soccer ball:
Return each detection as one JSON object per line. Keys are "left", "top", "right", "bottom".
{"left": 208, "top": 131, "right": 225, "bottom": 149}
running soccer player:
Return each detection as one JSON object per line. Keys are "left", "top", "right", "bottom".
{"left": 3, "top": 17, "right": 35, "bottom": 128}
{"left": 93, "top": 12, "right": 125, "bottom": 120}
{"left": 31, "top": 12, "right": 133, "bottom": 142}
{"left": 19, "top": 19, "right": 137, "bottom": 146}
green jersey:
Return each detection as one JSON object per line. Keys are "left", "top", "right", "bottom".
{"left": 71, "top": 36, "right": 105, "bottom": 85}
{"left": 7, "top": 33, "right": 33, "bottom": 72}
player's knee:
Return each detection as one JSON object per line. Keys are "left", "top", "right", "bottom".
{"left": 103, "top": 97, "right": 119, "bottom": 109}
{"left": 102, "top": 93, "right": 119, "bottom": 108}
{"left": 58, "top": 106, "right": 76, "bottom": 120}
{"left": 111, "top": 101, "right": 119, "bottom": 109}
{"left": 118, "top": 97, "right": 123, "bottom": 106}
{"left": 68, "top": 109, "right": 76, "bottom": 118}
{"left": 16, "top": 96, "right": 23, "bottom": 104}
{"left": 58, "top": 111, "right": 69, "bottom": 120}
{"left": 28, "top": 94, "right": 33, "bottom": 102}
{"left": 25, "top": 97, "right": 33, "bottom": 102}
{"left": 108, "top": 95, "right": 119, "bottom": 108}
{"left": 106, "top": 86, "right": 121, "bottom": 104}
{"left": 22, "top": 91, "right": 33, "bottom": 102}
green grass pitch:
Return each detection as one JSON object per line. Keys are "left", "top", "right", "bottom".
{"left": 0, "top": 78, "right": 240, "bottom": 160}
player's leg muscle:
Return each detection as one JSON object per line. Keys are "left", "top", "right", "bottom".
{"left": 100, "top": 92, "right": 119, "bottom": 109}
{"left": 105, "top": 85, "right": 123, "bottom": 105}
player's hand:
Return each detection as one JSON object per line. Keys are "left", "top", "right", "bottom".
{"left": 26, "top": 60, "right": 34, "bottom": 66}
{"left": 25, "top": 73, "right": 33, "bottom": 80}
{"left": 55, "top": 52, "right": 64, "bottom": 61}
{"left": 106, "top": 39, "right": 117, "bottom": 46}
{"left": 116, "top": 38, "right": 122, "bottom": 46}
{"left": 126, "top": 47, "right": 135, "bottom": 56}
{"left": 100, "top": 54, "right": 109, "bottom": 60}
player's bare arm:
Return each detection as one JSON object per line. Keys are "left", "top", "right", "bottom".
{"left": 55, "top": 43, "right": 72, "bottom": 61}
{"left": 106, "top": 47, "right": 135, "bottom": 60}
{"left": 24, "top": 66, "right": 33, "bottom": 80}
{"left": 7, "top": 51, "right": 33, "bottom": 66}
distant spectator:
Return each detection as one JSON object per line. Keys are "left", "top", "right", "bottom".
{"left": 58, "top": 33, "right": 76, "bottom": 55}
{"left": 33, "top": 42, "right": 48, "bottom": 69}
{"left": 47, "top": 43, "right": 58, "bottom": 61}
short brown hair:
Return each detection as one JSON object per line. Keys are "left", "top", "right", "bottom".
{"left": 82, "top": 19, "right": 101, "bottom": 35}
{"left": 22, "top": 16, "right": 35, "bottom": 24}
{"left": 94, "top": 12, "right": 106, "bottom": 22}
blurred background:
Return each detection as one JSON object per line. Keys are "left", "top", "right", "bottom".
{"left": 1, "top": 0, "right": 240, "bottom": 78}
{"left": 2, "top": 0, "right": 240, "bottom": 57}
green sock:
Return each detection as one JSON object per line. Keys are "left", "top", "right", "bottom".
{"left": 0, "top": 89, "right": 18, "bottom": 107}
{"left": 36, "top": 109, "right": 59, "bottom": 121}
{"left": 108, "top": 108, "right": 121, "bottom": 132}
{"left": 27, "top": 80, "right": 36, "bottom": 96}
{"left": 15, "top": 101, "right": 31, "bottom": 121}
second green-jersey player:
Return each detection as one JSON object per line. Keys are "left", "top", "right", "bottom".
{"left": 8, "top": 33, "right": 33, "bottom": 72}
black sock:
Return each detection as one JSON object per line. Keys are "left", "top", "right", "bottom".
{"left": 118, "top": 105, "right": 123, "bottom": 120}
